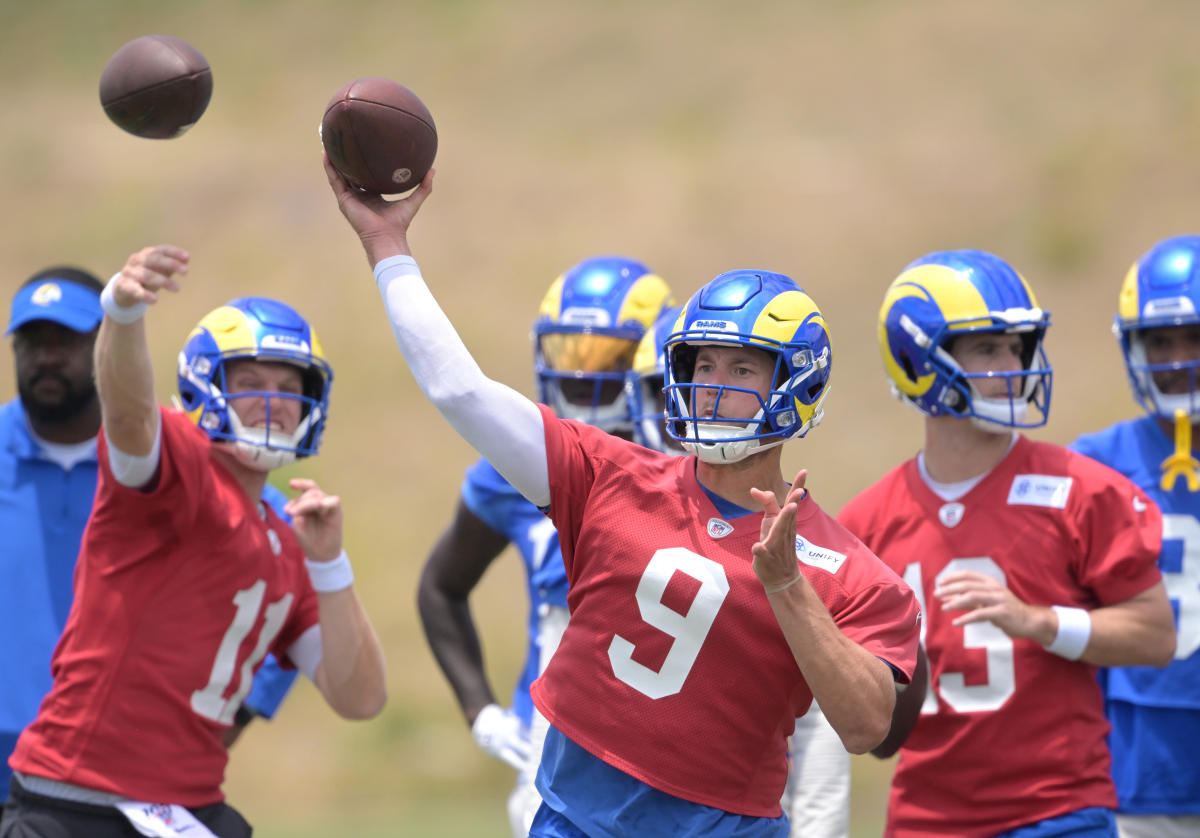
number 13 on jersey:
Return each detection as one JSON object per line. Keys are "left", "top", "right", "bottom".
{"left": 903, "top": 558, "right": 1016, "bottom": 714}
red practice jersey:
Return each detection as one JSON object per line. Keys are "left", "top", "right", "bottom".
{"left": 11, "top": 408, "right": 319, "bottom": 805}
{"left": 839, "top": 436, "right": 1163, "bottom": 837}
{"left": 530, "top": 405, "right": 921, "bottom": 817}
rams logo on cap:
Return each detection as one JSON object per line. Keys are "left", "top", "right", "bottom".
{"left": 31, "top": 282, "right": 63, "bottom": 307}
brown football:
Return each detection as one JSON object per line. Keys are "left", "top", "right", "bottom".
{"left": 320, "top": 78, "right": 437, "bottom": 194}
{"left": 99, "top": 35, "right": 212, "bottom": 139}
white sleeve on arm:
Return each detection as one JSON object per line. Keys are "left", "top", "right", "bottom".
{"left": 374, "top": 255, "right": 551, "bottom": 507}
{"left": 287, "top": 624, "right": 323, "bottom": 681}
{"left": 106, "top": 413, "right": 163, "bottom": 488}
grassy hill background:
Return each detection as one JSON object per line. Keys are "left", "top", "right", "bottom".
{"left": 3, "top": 2, "right": 1200, "bottom": 835}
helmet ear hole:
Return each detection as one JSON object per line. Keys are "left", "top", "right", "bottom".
{"left": 671, "top": 344, "right": 698, "bottom": 384}
{"left": 899, "top": 352, "right": 919, "bottom": 384}
{"left": 1019, "top": 332, "right": 1039, "bottom": 370}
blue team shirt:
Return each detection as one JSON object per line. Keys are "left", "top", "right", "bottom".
{"left": 0, "top": 399, "right": 98, "bottom": 800}
{"left": 1073, "top": 415, "right": 1200, "bottom": 815}
{"left": 460, "top": 458, "right": 568, "bottom": 728}
{"left": 535, "top": 725, "right": 789, "bottom": 838}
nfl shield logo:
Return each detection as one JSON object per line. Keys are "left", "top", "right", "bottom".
{"left": 707, "top": 518, "right": 733, "bottom": 539}
{"left": 938, "top": 503, "right": 965, "bottom": 528}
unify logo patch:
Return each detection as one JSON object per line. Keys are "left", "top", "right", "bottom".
{"left": 794, "top": 536, "right": 846, "bottom": 574}
{"left": 1007, "top": 474, "right": 1072, "bottom": 509}
{"left": 707, "top": 517, "right": 734, "bottom": 538}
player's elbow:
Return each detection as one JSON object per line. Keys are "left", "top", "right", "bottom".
{"left": 1144, "top": 624, "right": 1177, "bottom": 668}
{"left": 839, "top": 711, "right": 892, "bottom": 755}
{"left": 333, "top": 684, "right": 388, "bottom": 721}
{"left": 423, "top": 375, "right": 480, "bottom": 416}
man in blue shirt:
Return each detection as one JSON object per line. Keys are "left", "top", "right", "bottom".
{"left": 1073, "top": 235, "right": 1200, "bottom": 838}
{"left": 1, "top": 266, "right": 105, "bottom": 801}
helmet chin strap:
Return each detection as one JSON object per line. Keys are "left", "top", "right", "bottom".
{"left": 682, "top": 419, "right": 786, "bottom": 464}
{"left": 231, "top": 437, "right": 296, "bottom": 472}
{"left": 968, "top": 396, "right": 1028, "bottom": 433}
{"left": 226, "top": 409, "right": 317, "bottom": 472}
{"left": 552, "top": 386, "right": 633, "bottom": 433}
{"left": 1146, "top": 382, "right": 1200, "bottom": 421}
{"left": 1127, "top": 338, "right": 1200, "bottom": 420}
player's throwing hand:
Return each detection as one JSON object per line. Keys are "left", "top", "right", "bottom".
{"left": 110, "top": 245, "right": 189, "bottom": 307}
{"left": 322, "top": 153, "right": 433, "bottom": 267}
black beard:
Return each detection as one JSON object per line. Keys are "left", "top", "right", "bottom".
{"left": 18, "top": 375, "right": 98, "bottom": 425}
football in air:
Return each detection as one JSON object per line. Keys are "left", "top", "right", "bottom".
{"left": 321, "top": 77, "right": 438, "bottom": 194}
{"left": 99, "top": 34, "right": 213, "bottom": 139}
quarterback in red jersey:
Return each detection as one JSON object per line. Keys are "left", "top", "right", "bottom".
{"left": 326, "top": 160, "right": 920, "bottom": 838}
{"left": 2, "top": 246, "right": 386, "bottom": 838}
{"left": 841, "top": 249, "right": 1176, "bottom": 838}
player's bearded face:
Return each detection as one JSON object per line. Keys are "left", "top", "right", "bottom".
{"left": 559, "top": 376, "right": 625, "bottom": 407}
{"left": 1142, "top": 324, "right": 1200, "bottom": 395}
{"left": 223, "top": 359, "right": 305, "bottom": 435}
{"left": 13, "top": 322, "right": 98, "bottom": 424}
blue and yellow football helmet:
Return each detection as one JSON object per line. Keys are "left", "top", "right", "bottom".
{"left": 878, "top": 249, "right": 1051, "bottom": 430}
{"left": 533, "top": 256, "right": 673, "bottom": 432}
{"left": 177, "top": 297, "right": 333, "bottom": 470}
{"left": 1116, "top": 234, "right": 1200, "bottom": 420}
{"left": 626, "top": 305, "right": 685, "bottom": 454}
{"left": 663, "top": 270, "right": 832, "bottom": 464}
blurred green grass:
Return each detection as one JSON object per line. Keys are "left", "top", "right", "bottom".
{"left": 3, "top": 2, "right": 1200, "bottom": 836}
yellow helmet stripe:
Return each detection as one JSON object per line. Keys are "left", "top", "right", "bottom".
{"left": 616, "top": 272, "right": 674, "bottom": 329}
{"left": 748, "top": 289, "right": 826, "bottom": 348}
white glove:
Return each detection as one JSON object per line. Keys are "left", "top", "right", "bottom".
{"left": 471, "top": 703, "right": 532, "bottom": 771}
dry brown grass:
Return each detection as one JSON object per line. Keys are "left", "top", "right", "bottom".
{"left": 3, "top": 2, "right": 1199, "bottom": 834}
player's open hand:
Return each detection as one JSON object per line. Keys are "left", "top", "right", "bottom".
{"left": 750, "top": 469, "right": 809, "bottom": 594}
{"left": 323, "top": 152, "right": 433, "bottom": 266}
{"left": 111, "top": 245, "right": 189, "bottom": 308}
{"left": 935, "top": 570, "right": 1051, "bottom": 642}
{"left": 285, "top": 477, "right": 343, "bottom": 562}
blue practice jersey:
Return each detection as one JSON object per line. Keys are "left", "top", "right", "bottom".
{"left": 1073, "top": 415, "right": 1200, "bottom": 815}
{"left": 461, "top": 458, "right": 567, "bottom": 728}
{"left": 0, "top": 399, "right": 98, "bottom": 801}
{"left": 241, "top": 482, "right": 300, "bottom": 719}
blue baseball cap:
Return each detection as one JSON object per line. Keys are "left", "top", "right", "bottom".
{"left": 6, "top": 277, "right": 104, "bottom": 335}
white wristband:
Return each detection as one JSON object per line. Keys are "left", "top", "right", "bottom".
{"left": 101, "top": 274, "right": 149, "bottom": 324}
{"left": 305, "top": 550, "right": 354, "bottom": 593}
{"left": 1044, "top": 605, "right": 1091, "bottom": 660}
{"left": 763, "top": 574, "right": 804, "bottom": 595}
